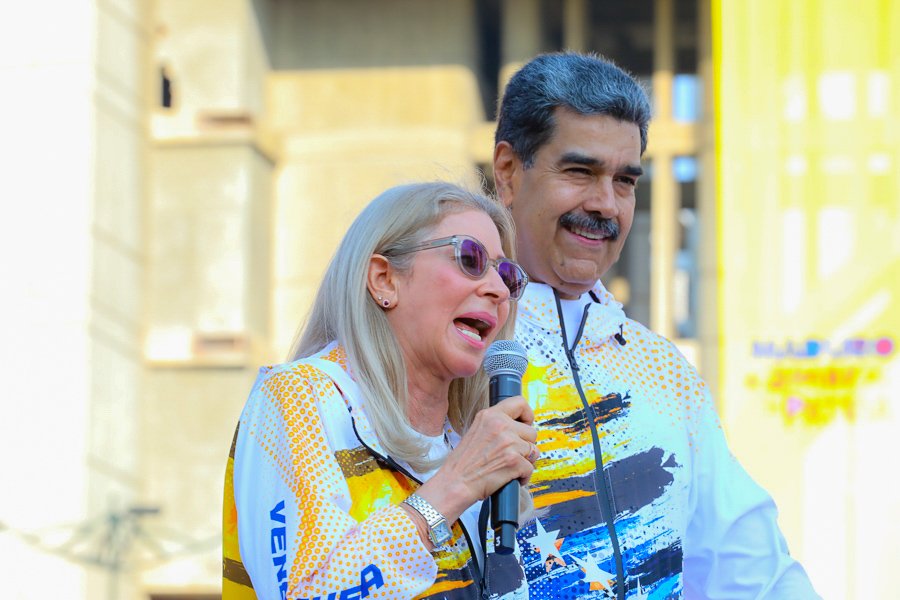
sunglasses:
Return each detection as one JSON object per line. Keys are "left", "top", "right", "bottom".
{"left": 390, "top": 235, "right": 529, "bottom": 300}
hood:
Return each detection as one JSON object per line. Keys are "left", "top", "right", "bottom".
{"left": 517, "top": 281, "right": 629, "bottom": 349}
{"left": 307, "top": 342, "right": 463, "bottom": 460}
{"left": 302, "top": 342, "right": 388, "bottom": 456}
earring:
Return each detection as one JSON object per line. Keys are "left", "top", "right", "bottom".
{"left": 377, "top": 295, "right": 383, "bottom": 301}
{"left": 382, "top": 299, "right": 390, "bottom": 307}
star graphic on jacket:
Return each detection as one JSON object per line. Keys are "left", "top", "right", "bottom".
{"left": 572, "top": 552, "right": 615, "bottom": 593}
{"left": 523, "top": 518, "right": 563, "bottom": 566}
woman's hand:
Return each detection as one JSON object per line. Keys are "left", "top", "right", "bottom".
{"left": 415, "top": 395, "right": 538, "bottom": 524}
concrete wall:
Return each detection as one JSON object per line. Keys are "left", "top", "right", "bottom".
{"left": 267, "top": 0, "right": 480, "bottom": 70}
{"left": 266, "top": 66, "right": 486, "bottom": 355}
{"left": 143, "top": 0, "right": 274, "bottom": 594}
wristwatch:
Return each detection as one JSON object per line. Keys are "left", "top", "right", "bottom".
{"left": 403, "top": 493, "right": 452, "bottom": 547}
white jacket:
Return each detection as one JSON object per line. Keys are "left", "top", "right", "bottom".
{"left": 512, "top": 282, "right": 820, "bottom": 599}
{"left": 224, "top": 343, "right": 528, "bottom": 599}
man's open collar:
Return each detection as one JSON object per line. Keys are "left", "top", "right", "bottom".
{"left": 517, "top": 281, "right": 628, "bottom": 348}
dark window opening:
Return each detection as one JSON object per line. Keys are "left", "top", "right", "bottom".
{"left": 475, "top": 0, "right": 502, "bottom": 120}
{"left": 160, "top": 64, "right": 173, "bottom": 109}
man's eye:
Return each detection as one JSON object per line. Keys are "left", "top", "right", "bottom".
{"left": 566, "top": 167, "right": 592, "bottom": 176}
{"left": 616, "top": 176, "right": 638, "bottom": 187}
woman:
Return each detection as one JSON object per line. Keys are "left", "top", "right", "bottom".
{"left": 223, "top": 182, "right": 538, "bottom": 599}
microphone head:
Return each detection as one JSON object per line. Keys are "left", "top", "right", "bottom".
{"left": 484, "top": 340, "right": 528, "bottom": 378}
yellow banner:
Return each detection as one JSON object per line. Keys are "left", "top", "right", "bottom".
{"left": 713, "top": 1, "right": 899, "bottom": 598}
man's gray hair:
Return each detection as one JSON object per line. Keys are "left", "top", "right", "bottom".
{"left": 495, "top": 52, "right": 652, "bottom": 166}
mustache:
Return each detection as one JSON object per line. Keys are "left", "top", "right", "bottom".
{"left": 559, "top": 212, "right": 620, "bottom": 240}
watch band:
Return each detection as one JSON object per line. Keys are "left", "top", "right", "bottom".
{"left": 403, "top": 493, "right": 452, "bottom": 547}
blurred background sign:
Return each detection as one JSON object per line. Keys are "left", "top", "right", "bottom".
{"left": 714, "top": 1, "right": 899, "bottom": 598}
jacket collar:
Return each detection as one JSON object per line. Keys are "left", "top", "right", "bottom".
{"left": 304, "top": 342, "right": 387, "bottom": 455}
{"left": 309, "top": 342, "right": 462, "bottom": 458}
{"left": 518, "top": 281, "right": 628, "bottom": 348}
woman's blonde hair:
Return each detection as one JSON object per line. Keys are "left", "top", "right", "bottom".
{"left": 290, "top": 181, "right": 517, "bottom": 471}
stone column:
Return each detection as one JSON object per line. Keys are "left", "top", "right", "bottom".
{"left": 142, "top": 0, "right": 273, "bottom": 592}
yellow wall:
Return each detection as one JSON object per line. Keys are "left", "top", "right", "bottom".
{"left": 714, "top": 2, "right": 900, "bottom": 598}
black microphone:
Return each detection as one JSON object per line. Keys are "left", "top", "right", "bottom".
{"left": 483, "top": 339, "right": 529, "bottom": 555}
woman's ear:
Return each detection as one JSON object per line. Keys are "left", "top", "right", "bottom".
{"left": 367, "top": 254, "right": 397, "bottom": 309}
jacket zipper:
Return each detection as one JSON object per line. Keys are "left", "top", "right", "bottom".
{"left": 349, "top": 415, "right": 487, "bottom": 597}
{"left": 554, "top": 291, "right": 626, "bottom": 600}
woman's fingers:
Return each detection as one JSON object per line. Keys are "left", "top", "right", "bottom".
{"left": 480, "top": 396, "right": 536, "bottom": 444}
{"left": 418, "top": 398, "right": 540, "bottom": 522}
{"left": 525, "top": 441, "right": 540, "bottom": 463}
{"left": 468, "top": 403, "right": 537, "bottom": 479}
{"left": 492, "top": 394, "right": 535, "bottom": 426}
{"left": 428, "top": 396, "right": 539, "bottom": 517}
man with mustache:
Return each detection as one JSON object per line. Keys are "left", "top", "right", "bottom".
{"left": 492, "top": 52, "right": 820, "bottom": 599}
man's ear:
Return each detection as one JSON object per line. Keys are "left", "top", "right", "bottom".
{"left": 366, "top": 254, "right": 397, "bottom": 306}
{"left": 493, "top": 141, "right": 519, "bottom": 208}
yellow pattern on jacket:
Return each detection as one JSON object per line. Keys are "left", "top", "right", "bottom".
{"left": 222, "top": 344, "right": 491, "bottom": 600}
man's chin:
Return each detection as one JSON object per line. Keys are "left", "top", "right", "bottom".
{"left": 554, "top": 258, "right": 612, "bottom": 297}
{"left": 553, "top": 277, "right": 597, "bottom": 300}
{"left": 526, "top": 262, "right": 602, "bottom": 298}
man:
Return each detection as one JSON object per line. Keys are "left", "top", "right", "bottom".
{"left": 493, "top": 52, "right": 820, "bottom": 599}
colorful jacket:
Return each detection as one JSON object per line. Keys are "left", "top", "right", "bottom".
{"left": 512, "top": 282, "right": 820, "bottom": 599}
{"left": 222, "top": 344, "right": 529, "bottom": 600}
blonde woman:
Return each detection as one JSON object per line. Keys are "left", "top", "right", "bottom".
{"left": 223, "top": 182, "right": 537, "bottom": 599}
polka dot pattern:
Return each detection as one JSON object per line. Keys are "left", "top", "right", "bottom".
{"left": 229, "top": 344, "right": 508, "bottom": 599}
{"left": 231, "top": 347, "right": 438, "bottom": 598}
{"left": 513, "top": 283, "right": 732, "bottom": 598}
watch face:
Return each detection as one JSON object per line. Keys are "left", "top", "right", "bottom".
{"left": 431, "top": 520, "right": 452, "bottom": 546}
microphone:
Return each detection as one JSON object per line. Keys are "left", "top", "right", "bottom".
{"left": 483, "top": 339, "right": 529, "bottom": 555}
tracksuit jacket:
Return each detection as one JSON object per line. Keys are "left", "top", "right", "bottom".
{"left": 223, "top": 344, "right": 528, "bottom": 600}
{"left": 509, "top": 281, "right": 820, "bottom": 599}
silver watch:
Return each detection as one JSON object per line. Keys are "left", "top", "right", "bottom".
{"left": 403, "top": 493, "right": 452, "bottom": 547}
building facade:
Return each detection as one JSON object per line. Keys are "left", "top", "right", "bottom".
{"left": 4, "top": 1, "right": 896, "bottom": 599}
